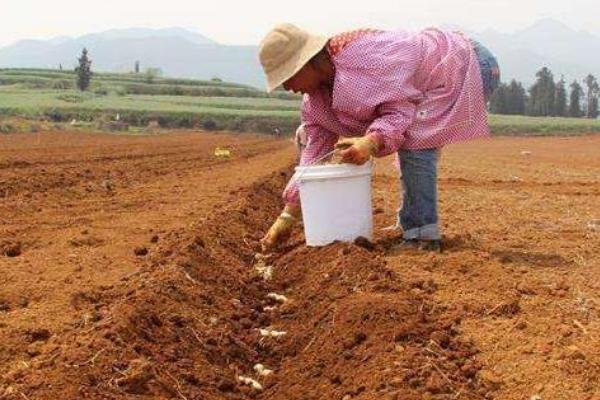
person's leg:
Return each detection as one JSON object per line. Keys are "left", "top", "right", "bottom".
{"left": 397, "top": 148, "right": 441, "bottom": 246}
{"left": 399, "top": 156, "right": 418, "bottom": 240}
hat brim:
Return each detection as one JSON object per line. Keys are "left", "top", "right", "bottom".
{"left": 265, "top": 35, "right": 329, "bottom": 93}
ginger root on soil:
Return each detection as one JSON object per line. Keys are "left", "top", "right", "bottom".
{"left": 266, "top": 293, "right": 288, "bottom": 303}
{"left": 238, "top": 375, "right": 263, "bottom": 391}
{"left": 254, "top": 261, "right": 273, "bottom": 281}
{"left": 253, "top": 363, "right": 273, "bottom": 377}
{"left": 259, "top": 328, "right": 287, "bottom": 338}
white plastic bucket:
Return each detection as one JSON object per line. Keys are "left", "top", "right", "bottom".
{"left": 296, "top": 161, "right": 373, "bottom": 246}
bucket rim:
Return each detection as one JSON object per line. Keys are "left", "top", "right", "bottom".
{"left": 295, "top": 161, "right": 373, "bottom": 182}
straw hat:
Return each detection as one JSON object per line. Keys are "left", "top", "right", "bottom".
{"left": 259, "top": 23, "right": 329, "bottom": 92}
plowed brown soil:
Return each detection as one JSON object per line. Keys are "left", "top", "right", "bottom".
{"left": 0, "top": 131, "right": 599, "bottom": 400}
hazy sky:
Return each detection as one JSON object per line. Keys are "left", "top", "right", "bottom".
{"left": 1, "top": 0, "right": 598, "bottom": 47}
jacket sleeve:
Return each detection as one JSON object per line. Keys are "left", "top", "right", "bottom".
{"left": 366, "top": 100, "right": 417, "bottom": 157}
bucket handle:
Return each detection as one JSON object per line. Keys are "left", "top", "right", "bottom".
{"left": 292, "top": 141, "right": 372, "bottom": 184}
{"left": 290, "top": 149, "right": 338, "bottom": 184}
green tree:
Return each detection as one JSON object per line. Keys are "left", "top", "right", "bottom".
{"left": 589, "top": 96, "right": 599, "bottom": 119}
{"left": 508, "top": 80, "right": 527, "bottom": 114}
{"left": 527, "top": 67, "right": 555, "bottom": 116}
{"left": 554, "top": 77, "right": 567, "bottom": 117}
{"left": 569, "top": 81, "right": 584, "bottom": 118}
{"left": 584, "top": 74, "right": 599, "bottom": 119}
{"left": 144, "top": 67, "right": 163, "bottom": 84}
{"left": 75, "top": 48, "right": 92, "bottom": 91}
{"left": 489, "top": 83, "right": 510, "bottom": 114}
{"left": 489, "top": 80, "right": 527, "bottom": 115}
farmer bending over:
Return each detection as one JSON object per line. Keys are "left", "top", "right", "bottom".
{"left": 258, "top": 24, "right": 499, "bottom": 252}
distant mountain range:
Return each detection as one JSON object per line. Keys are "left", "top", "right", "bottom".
{"left": 0, "top": 27, "right": 265, "bottom": 88}
{"left": 471, "top": 18, "right": 600, "bottom": 85}
{"left": 0, "top": 20, "right": 599, "bottom": 89}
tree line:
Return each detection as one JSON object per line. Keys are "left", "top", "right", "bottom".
{"left": 490, "top": 67, "right": 599, "bottom": 118}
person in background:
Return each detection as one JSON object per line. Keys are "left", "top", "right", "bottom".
{"left": 258, "top": 23, "right": 499, "bottom": 252}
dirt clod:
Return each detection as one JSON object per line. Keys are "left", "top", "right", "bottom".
{"left": 2, "top": 241, "right": 21, "bottom": 257}
{"left": 217, "top": 378, "right": 236, "bottom": 392}
{"left": 25, "top": 328, "right": 51, "bottom": 343}
{"left": 134, "top": 246, "right": 148, "bottom": 256}
{"left": 116, "top": 359, "right": 154, "bottom": 394}
{"left": 425, "top": 374, "right": 447, "bottom": 394}
{"left": 430, "top": 331, "right": 451, "bottom": 347}
{"left": 354, "top": 236, "right": 375, "bottom": 251}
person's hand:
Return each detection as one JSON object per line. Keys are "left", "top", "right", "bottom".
{"left": 335, "top": 136, "right": 379, "bottom": 165}
{"left": 261, "top": 205, "right": 301, "bottom": 252}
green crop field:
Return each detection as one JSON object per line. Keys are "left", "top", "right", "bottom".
{"left": 0, "top": 85, "right": 301, "bottom": 133}
{"left": 1, "top": 68, "right": 599, "bottom": 136}
{"left": 489, "top": 114, "right": 600, "bottom": 135}
{"left": 0, "top": 88, "right": 300, "bottom": 114}
{"left": 0, "top": 68, "right": 298, "bottom": 99}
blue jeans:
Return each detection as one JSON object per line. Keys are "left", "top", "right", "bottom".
{"left": 398, "top": 148, "right": 440, "bottom": 241}
{"left": 472, "top": 40, "right": 500, "bottom": 101}
{"left": 395, "top": 41, "right": 497, "bottom": 241}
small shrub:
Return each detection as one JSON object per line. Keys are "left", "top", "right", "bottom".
{"left": 145, "top": 120, "right": 160, "bottom": 133}
{"left": 114, "top": 87, "right": 127, "bottom": 96}
{"left": 0, "top": 123, "right": 15, "bottom": 133}
{"left": 201, "top": 118, "right": 218, "bottom": 131}
{"left": 51, "top": 79, "right": 72, "bottom": 90}
{"left": 46, "top": 109, "right": 64, "bottom": 122}
{"left": 172, "top": 86, "right": 184, "bottom": 96}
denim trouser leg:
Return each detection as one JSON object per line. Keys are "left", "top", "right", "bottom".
{"left": 398, "top": 148, "right": 440, "bottom": 241}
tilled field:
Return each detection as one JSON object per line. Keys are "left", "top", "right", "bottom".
{"left": 0, "top": 131, "right": 598, "bottom": 400}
